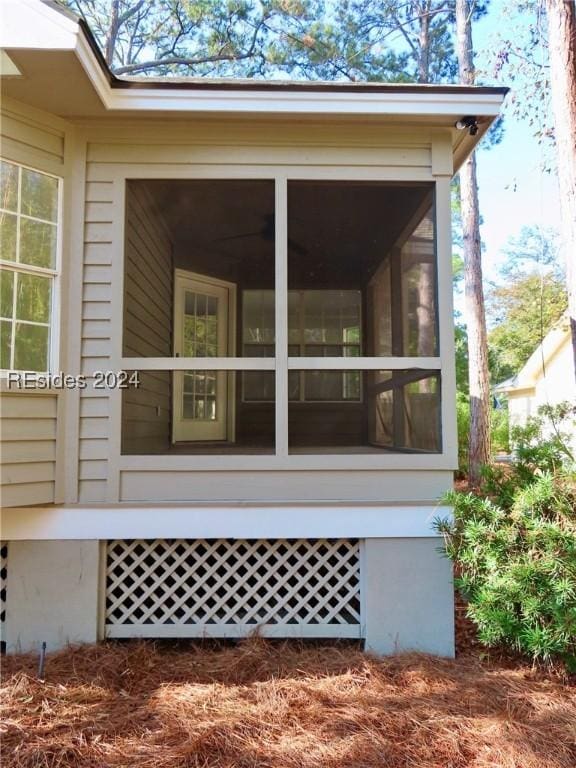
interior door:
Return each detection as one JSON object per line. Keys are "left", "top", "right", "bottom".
{"left": 173, "top": 272, "right": 232, "bottom": 442}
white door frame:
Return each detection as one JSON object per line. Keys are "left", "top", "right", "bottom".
{"left": 172, "top": 268, "right": 237, "bottom": 443}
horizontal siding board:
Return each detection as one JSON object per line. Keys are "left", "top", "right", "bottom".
{"left": 79, "top": 418, "right": 109, "bottom": 440}
{"left": 79, "top": 439, "right": 109, "bottom": 460}
{"left": 0, "top": 481, "right": 55, "bottom": 507}
{"left": 87, "top": 144, "right": 431, "bottom": 167}
{"left": 78, "top": 479, "right": 107, "bottom": 502}
{"left": 84, "top": 243, "right": 113, "bottom": 265}
{"left": 1, "top": 461, "right": 55, "bottom": 485}
{"left": 0, "top": 440, "right": 56, "bottom": 463}
{"left": 85, "top": 202, "right": 114, "bottom": 224}
{"left": 84, "top": 265, "right": 112, "bottom": 285}
{"left": 80, "top": 397, "right": 110, "bottom": 418}
{"left": 85, "top": 181, "right": 114, "bottom": 203}
{"left": 79, "top": 460, "right": 108, "bottom": 481}
{"left": 1, "top": 419, "right": 56, "bottom": 441}
{"left": 124, "top": 303, "right": 171, "bottom": 351}
{"left": 0, "top": 137, "right": 64, "bottom": 174}
{"left": 122, "top": 386, "right": 170, "bottom": 410}
{"left": 82, "top": 319, "right": 111, "bottom": 340}
{"left": 1, "top": 114, "right": 63, "bottom": 159}
{"left": 120, "top": 470, "right": 450, "bottom": 503}
{"left": 83, "top": 283, "right": 111, "bottom": 303}
{"left": 81, "top": 339, "right": 112, "bottom": 358}
{"left": 0, "top": 395, "right": 58, "bottom": 419}
{"left": 84, "top": 222, "right": 113, "bottom": 244}
{"left": 81, "top": 358, "right": 112, "bottom": 376}
{"left": 82, "top": 301, "right": 112, "bottom": 321}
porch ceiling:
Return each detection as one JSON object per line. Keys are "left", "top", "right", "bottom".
{"left": 141, "top": 180, "right": 432, "bottom": 288}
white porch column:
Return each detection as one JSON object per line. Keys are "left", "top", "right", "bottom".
{"left": 363, "top": 537, "right": 455, "bottom": 657}
{"left": 4, "top": 540, "right": 100, "bottom": 654}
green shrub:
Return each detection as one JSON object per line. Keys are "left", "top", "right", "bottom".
{"left": 435, "top": 404, "right": 576, "bottom": 668}
{"left": 456, "top": 392, "right": 470, "bottom": 478}
{"left": 491, "top": 405, "right": 509, "bottom": 454}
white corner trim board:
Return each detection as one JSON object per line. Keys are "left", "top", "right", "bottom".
{"left": 0, "top": 503, "right": 452, "bottom": 541}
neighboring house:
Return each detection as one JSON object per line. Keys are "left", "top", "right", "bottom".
{"left": 495, "top": 315, "right": 576, "bottom": 448}
{"left": 0, "top": 0, "right": 507, "bottom": 656}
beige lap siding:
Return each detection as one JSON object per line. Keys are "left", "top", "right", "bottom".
{"left": 78, "top": 180, "right": 114, "bottom": 502}
{"left": 0, "top": 100, "right": 66, "bottom": 508}
{"left": 0, "top": 395, "right": 57, "bottom": 507}
{"left": 1, "top": 103, "right": 64, "bottom": 172}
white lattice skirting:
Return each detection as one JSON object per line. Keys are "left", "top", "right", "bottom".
{"left": 105, "top": 538, "right": 362, "bottom": 639}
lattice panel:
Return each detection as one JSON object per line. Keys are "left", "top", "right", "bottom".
{"left": 105, "top": 539, "right": 361, "bottom": 638}
{"left": 1, "top": 543, "right": 7, "bottom": 651}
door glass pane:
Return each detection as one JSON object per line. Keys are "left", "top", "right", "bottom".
{"left": 14, "top": 322, "right": 49, "bottom": 371}
{"left": 21, "top": 168, "right": 58, "bottom": 222}
{"left": 16, "top": 272, "right": 51, "bottom": 323}
{"left": 183, "top": 371, "right": 217, "bottom": 421}
{"left": 0, "top": 269, "right": 14, "bottom": 317}
{"left": 0, "top": 161, "right": 18, "bottom": 213}
{"left": 184, "top": 291, "right": 218, "bottom": 357}
{"left": 0, "top": 212, "right": 17, "bottom": 262}
{"left": 19, "top": 218, "right": 57, "bottom": 269}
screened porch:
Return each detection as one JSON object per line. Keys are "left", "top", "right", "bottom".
{"left": 121, "top": 178, "right": 441, "bottom": 456}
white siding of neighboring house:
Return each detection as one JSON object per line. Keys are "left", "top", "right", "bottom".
{"left": 506, "top": 330, "right": 576, "bottom": 450}
{"left": 0, "top": 99, "right": 68, "bottom": 508}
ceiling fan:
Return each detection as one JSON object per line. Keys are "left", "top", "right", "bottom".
{"left": 214, "top": 213, "right": 308, "bottom": 256}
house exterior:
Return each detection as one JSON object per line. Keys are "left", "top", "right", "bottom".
{"left": 496, "top": 315, "right": 576, "bottom": 449}
{"left": 0, "top": 0, "right": 507, "bottom": 656}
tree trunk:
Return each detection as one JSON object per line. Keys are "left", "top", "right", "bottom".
{"left": 455, "top": 0, "right": 491, "bottom": 486}
{"left": 546, "top": 0, "right": 576, "bottom": 375}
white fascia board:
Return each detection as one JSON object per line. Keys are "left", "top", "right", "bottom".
{"left": 103, "top": 89, "right": 505, "bottom": 117}
{"left": 1, "top": 503, "right": 452, "bottom": 540}
{"left": 74, "top": 35, "right": 505, "bottom": 119}
{"left": 0, "top": 0, "right": 78, "bottom": 50}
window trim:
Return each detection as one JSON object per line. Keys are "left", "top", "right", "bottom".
{"left": 0, "top": 159, "right": 62, "bottom": 374}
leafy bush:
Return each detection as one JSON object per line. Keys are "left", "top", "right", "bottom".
{"left": 456, "top": 392, "right": 470, "bottom": 477}
{"left": 491, "top": 406, "right": 509, "bottom": 454}
{"left": 436, "top": 404, "right": 576, "bottom": 668}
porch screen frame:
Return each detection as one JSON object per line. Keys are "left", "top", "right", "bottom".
{"left": 116, "top": 164, "right": 456, "bottom": 473}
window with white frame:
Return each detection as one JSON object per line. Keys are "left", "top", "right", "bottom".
{"left": 0, "top": 160, "right": 59, "bottom": 372}
{"left": 242, "top": 289, "right": 361, "bottom": 402}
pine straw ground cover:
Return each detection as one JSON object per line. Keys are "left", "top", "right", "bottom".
{"left": 1, "top": 639, "right": 575, "bottom": 768}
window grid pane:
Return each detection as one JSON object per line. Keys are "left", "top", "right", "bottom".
{"left": 243, "top": 289, "right": 362, "bottom": 402}
{"left": 0, "top": 160, "right": 58, "bottom": 372}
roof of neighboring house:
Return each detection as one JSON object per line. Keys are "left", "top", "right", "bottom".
{"left": 1, "top": 0, "right": 507, "bottom": 168}
{"left": 495, "top": 315, "right": 573, "bottom": 395}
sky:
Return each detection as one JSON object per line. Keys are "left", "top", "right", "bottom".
{"left": 472, "top": 0, "right": 559, "bottom": 282}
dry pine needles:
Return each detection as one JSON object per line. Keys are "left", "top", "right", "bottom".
{"left": 1, "top": 638, "right": 575, "bottom": 768}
